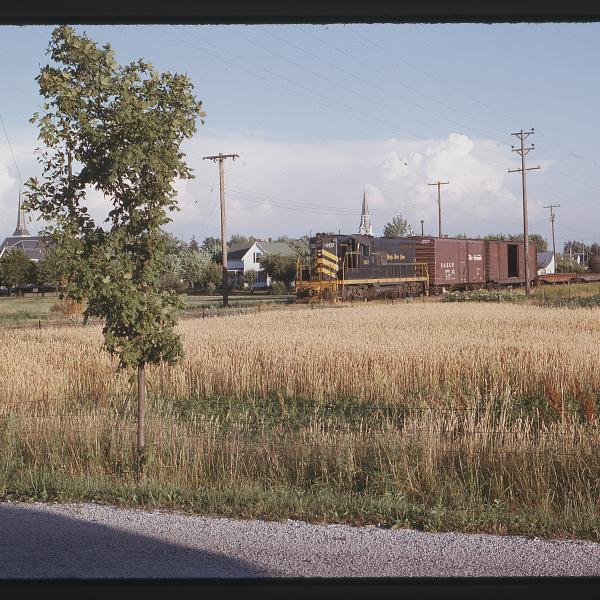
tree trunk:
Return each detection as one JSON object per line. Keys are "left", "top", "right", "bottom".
{"left": 136, "top": 362, "right": 146, "bottom": 474}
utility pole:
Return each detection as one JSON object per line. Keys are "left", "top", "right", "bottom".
{"left": 543, "top": 203, "right": 560, "bottom": 271}
{"left": 203, "top": 153, "right": 239, "bottom": 307}
{"left": 420, "top": 219, "right": 424, "bottom": 237}
{"left": 508, "top": 129, "right": 540, "bottom": 298}
{"left": 428, "top": 181, "right": 449, "bottom": 238}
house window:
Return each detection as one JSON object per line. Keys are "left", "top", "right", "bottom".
{"left": 253, "top": 252, "right": 261, "bottom": 263}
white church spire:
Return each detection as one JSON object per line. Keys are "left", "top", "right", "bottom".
{"left": 13, "top": 190, "right": 30, "bottom": 237}
{"left": 358, "top": 188, "right": 373, "bottom": 236}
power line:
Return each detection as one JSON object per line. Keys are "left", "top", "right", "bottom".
{"left": 344, "top": 25, "right": 600, "bottom": 195}
{"left": 225, "top": 183, "right": 396, "bottom": 215}
{"left": 191, "top": 168, "right": 220, "bottom": 242}
{"left": 176, "top": 26, "right": 512, "bottom": 175}
{"left": 163, "top": 26, "right": 565, "bottom": 197}
{"left": 160, "top": 26, "right": 427, "bottom": 142}
{"left": 256, "top": 24, "right": 514, "bottom": 172}
{"left": 225, "top": 187, "right": 367, "bottom": 216}
{"left": 230, "top": 26, "right": 433, "bottom": 140}
{"left": 0, "top": 111, "right": 24, "bottom": 188}
{"left": 297, "top": 25, "right": 513, "bottom": 142}
{"left": 0, "top": 110, "right": 41, "bottom": 236}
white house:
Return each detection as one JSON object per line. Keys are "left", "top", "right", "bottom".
{"left": 227, "top": 239, "right": 296, "bottom": 289}
{"left": 536, "top": 251, "right": 555, "bottom": 276}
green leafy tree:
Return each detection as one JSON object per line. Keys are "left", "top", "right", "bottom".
{"left": 201, "top": 261, "right": 222, "bottom": 290}
{"left": 188, "top": 236, "right": 199, "bottom": 252}
{"left": 160, "top": 253, "right": 184, "bottom": 292}
{"left": 275, "top": 235, "right": 310, "bottom": 259}
{"left": 179, "top": 247, "right": 212, "bottom": 289}
{"left": 242, "top": 268, "right": 257, "bottom": 292}
{"left": 0, "top": 249, "right": 36, "bottom": 294}
{"left": 270, "top": 280, "right": 287, "bottom": 295}
{"left": 229, "top": 234, "right": 257, "bottom": 246}
{"left": 24, "top": 26, "right": 204, "bottom": 465}
{"left": 159, "top": 231, "right": 186, "bottom": 255}
{"left": 484, "top": 233, "right": 547, "bottom": 251}
{"left": 36, "top": 244, "right": 65, "bottom": 293}
{"left": 201, "top": 236, "right": 223, "bottom": 262}
{"left": 527, "top": 233, "right": 547, "bottom": 253}
{"left": 564, "top": 240, "right": 579, "bottom": 255}
{"left": 508, "top": 233, "right": 547, "bottom": 252}
{"left": 258, "top": 253, "right": 296, "bottom": 291}
{"left": 556, "top": 255, "right": 586, "bottom": 274}
{"left": 383, "top": 215, "right": 414, "bottom": 238}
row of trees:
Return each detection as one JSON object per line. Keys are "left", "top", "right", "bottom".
{"left": 0, "top": 247, "right": 64, "bottom": 294}
{"left": 454, "top": 232, "right": 549, "bottom": 252}
{"left": 563, "top": 240, "right": 600, "bottom": 257}
{"left": 0, "top": 233, "right": 303, "bottom": 295}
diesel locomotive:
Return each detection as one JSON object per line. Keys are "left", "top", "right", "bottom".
{"left": 295, "top": 233, "right": 430, "bottom": 301}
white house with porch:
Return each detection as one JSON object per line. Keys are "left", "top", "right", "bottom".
{"left": 227, "top": 239, "right": 296, "bottom": 289}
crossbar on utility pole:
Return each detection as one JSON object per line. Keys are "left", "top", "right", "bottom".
{"left": 508, "top": 129, "right": 540, "bottom": 298}
{"left": 428, "top": 181, "right": 449, "bottom": 238}
{"left": 203, "top": 153, "right": 239, "bottom": 307}
{"left": 543, "top": 203, "right": 560, "bottom": 271}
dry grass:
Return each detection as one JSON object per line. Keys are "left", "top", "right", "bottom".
{"left": 1, "top": 302, "right": 599, "bottom": 538}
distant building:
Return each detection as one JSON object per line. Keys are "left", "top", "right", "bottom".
{"left": 227, "top": 239, "right": 296, "bottom": 288}
{"left": 537, "top": 251, "right": 555, "bottom": 276}
{"left": 0, "top": 194, "right": 46, "bottom": 262}
{"left": 358, "top": 189, "right": 373, "bottom": 236}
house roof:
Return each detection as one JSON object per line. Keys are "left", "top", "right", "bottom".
{"left": 537, "top": 251, "right": 554, "bottom": 269}
{"left": 256, "top": 241, "right": 296, "bottom": 256}
{"left": 227, "top": 242, "right": 255, "bottom": 260}
{"left": 0, "top": 236, "right": 47, "bottom": 262}
{"left": 227, "top": 240, "right": 297, "bottom": 260}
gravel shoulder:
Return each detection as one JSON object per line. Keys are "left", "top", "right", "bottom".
{"left": 1, "top": 501, "right": 599, "bottom": 578}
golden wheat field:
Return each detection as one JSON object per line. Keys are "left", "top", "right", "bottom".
{"left": 1, "top": 302, "right": 600, "bottom": 538}
{"left": 2, "top": 302, "right": 599, "bottom": 408}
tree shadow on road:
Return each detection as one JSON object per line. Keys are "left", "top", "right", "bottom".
{"left": 0, "top": 503, "right": 271, "bottom": 578}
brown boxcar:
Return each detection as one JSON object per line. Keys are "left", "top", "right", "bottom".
{"left": 415, "top": 236, "right": 485, "bottom": 291}
{"left": 485, "top": 240, "right": 537, "bottom": 285}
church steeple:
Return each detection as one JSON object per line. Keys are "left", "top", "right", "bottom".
{"left": 13, "top": 190, "right": 30, "bottom": 237}
{"left": 358, "top": 188, "right": 373, "bottom": 236}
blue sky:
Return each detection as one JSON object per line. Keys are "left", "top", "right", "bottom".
{"left": 0, "top": 23, "right": 599, "bottom": 248}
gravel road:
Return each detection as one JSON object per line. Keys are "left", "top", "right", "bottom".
{"left": 1, "top": 501, "right": 599, "bottom": 578}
